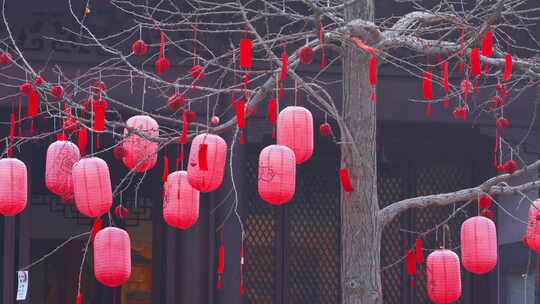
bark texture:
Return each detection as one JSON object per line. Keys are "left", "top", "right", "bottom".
{"left": 341, "top": 1, "right": 382, "bottom": 304}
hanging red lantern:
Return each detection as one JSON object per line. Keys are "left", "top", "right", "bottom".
{"left": 210, "top": 116, "right": 220, "bottom": 126}
{"left": 92, "top": 80, "right": 108, "bottom": 96}
{"left": 35, "top": 75, "right": 45, "bottom": 86}
{"left": 163, "top": 170, "right": 200, "bottom": 229}
{"left": 299, "top": 46, "right": 315, "bottom": 65}
{"left": 191, "top": 65, "right": 205, "bottom": 80}
{"left": 93, "top": 227, "right": 131, "bottom": 287}
{"left": 72, "top": 157, "right": 113, "bottom": 218}
{"left": 319, "top": 122, "right": 332, "bottom": 137}
{"left": 63, "top": 116, "right": 78, "bottom": 134}
{"left": 132, "top": 39, "right": 148, "bottom": 56}
{"left": 426, "top": 249, "right": 462, "bottom": 304}
{"left": 155, "top": 32, "right": 170, "bottom": 75}
{"left": 504, "top": 159, "right": 518, "bottom": 174}
{"left": 0, "top": 158, "right": 27, "bottom": 216}
{"left": 460, "top": 216, "right": 497, "bottom": 274}
{"left": 479, "top": 195, "right": 493, "bottom": 209}
{"left": 114, "top": 205, "right": 129, "bottom": 219}
{"left": 0, "top": 52, "right": 12, "bottom": 65}
{"left": 496, "top": 117, "right": 509, "bottom": 129}
{"left": 277, "top": 106, "right": 314, "bottom": 164}
{"left": 122, "top": 115, "right": 159, "bottom": 172}
{"left": 187, "top": 133, "right": 227, "bottom": 192}
{"left": 186, "top": 110, "right": 197, "bottom": 123}
{"left": 526, "top": 199, "right": 540, "bottom": 253}
{"left": 45, "top": 140, "right": 80, "bottom": 200}
{"left": 19, "top": 82, "right": 33, "bottom": 96}
{"left": 258, "top": 145, "right": 296, "bottom": 205}
{"left": 491, "top": 95, "right": 504, "bottom": 108}
{"left": 167, "top": 93, "right": 185, "bottom": 112}
{"left": 51, "top": 85, "right": 64, "bottom": 100}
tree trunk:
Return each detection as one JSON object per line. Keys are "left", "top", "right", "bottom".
{"left": 341, "top": 1, "right": 382, "bottom": 304}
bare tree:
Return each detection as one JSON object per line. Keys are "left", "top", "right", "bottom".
{"left": 3, "top": 0, "right": 540, "bottom": 303}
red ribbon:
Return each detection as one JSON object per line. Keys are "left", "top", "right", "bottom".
{"left": 28, "top": 89, "right": 39, "bottom": 118}
{"left": 471, "top": 48, "right": 481, "bottom": 78}
{"left": 422, "top": 71, "right": 433, "bottom": 100}
{"left": 236, "top": 100, "right": 246, "bottom": 129}
{"left": 406, "top": 250, "right": 417, "bottom": 275}
{"left": 239, "top": 39, "right": 253, "bottom": 68}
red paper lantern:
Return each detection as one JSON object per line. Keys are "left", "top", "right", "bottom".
{"left": 51, "top": 85, "right": 64, "bottom": 100}
{"left": 277, "top": 106, "right": 314, "bottom": 164}
{"left": 92, "top": 80, "right": 108, "bottom": 95}
{"left": 93, "top": 227, "right": 131, "bottom": 287}
{"left": 35, "top": 75, "right": 45, "bottom": 86}
{"left": 299, "top": 47, "right": 315, "bottom": 65}
{"left": 45, "top": 140, "right": 80, "bottom": 200}
{"left": 132, "top": 39, "right": 148, "bottom": 56}
{"left": 155, "top": 57, "right": 171, "bottom": 75}
{"left": 525, "top": 199, "right": 540, "bottom": 253}
{"left": 19, "top": 82, "right": 33, "bottom": 96}
{"left": 0, "top": 158, "right": 27, "bottom": 216}
{"left": 210, "top": 116, "right": 220, "bottom": 126}
{"left": 187, "top": 133, "right": 227, "bottom": 192}
{"left": 191, "top": 65, "right": 204, "bottom": 80}
{"left": 427, "top": 249, "right": 462, "bottom": 304}
{"left": 167, "top": 93, "right": 185, "bottom": 112}
{"left": 0, "top": 52, "right": 12, "bottom": 65}
{"left": 460, "top": 216, "right": 497, "bottom": 274}
{"left": 258, "top": 145, "right": 296, "bottom": 205}
{"left": 122, "top": 115, "right": 159, "bottom": 172}
{"left": 72, "top": 157, "right": 113, "bottom": 217}
{"left": 319, "top": 122, "right": 332, "bottom": 137}
{"left": 163, "top": 171, "right": 200, "bottom": 229}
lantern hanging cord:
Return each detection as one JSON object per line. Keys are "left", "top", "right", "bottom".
{"left": 18, "top": 231, "right": 91, "bottom": 271}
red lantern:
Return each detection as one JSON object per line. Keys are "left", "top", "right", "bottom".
{"left": 191, "top": 65, "right": 204, "bottom": 80}
{"left": 72, "top": 157, "right": 113, "bottom": 217}
{"left": 0, "top": 158, "right": 27, "bottom": 216}
{"left": 163, "top": 171, "right": 200, "bottom": 229}
{"left": 258, "top": 145, "right": 296, "bottom": 205}
{"left": 51, "top": 85, "right": 64, "bottom": 100}
{"left": 0, "top": 52, "right": 12, "bottom": 65}
{"left": 319, "top": 122, "right": 332, "bottom": 137}
{"left": 187, "top": 133, "right": 227, "bottom": 192}
{"left": 460, "top": 216, "right": 497, "bottom": 274}
{"left": 19, "top": 82, "right": 33, "bottom": 96}
{"left": 427, "top": 249, "right": 462, "bottom": 304}
{"left": 167, "top": 93, "right": 185, "bottom": 112}
{"left": 122, "top": 115, "right": 159, "bottom": 172}
{"left": 277, "top": 106, "right": 314, "bottom": 164}
{"left": 155, "top": 57, "right": 171, "bottom": 75}
{"left": 93, "top": 227, "right": 131, "bottom": 287}
{"left": 210, "top": 116, "right": 220, "bottom": 126}
{"left": 92, "top": 80, "right": 108, "bottom": 95}
{"left": 45, "top": 140, "right": 80, "bottom": 200}
{"left": 299, "top": 47, "right": 315, "bottom": 65}
{"left": 35, "top": 75, "right": 45, "bottom": 86}
{"left": 525, "top": 199, "right": 540, "bottom": 253}
{"left": 132, "top": 39, "right": 148, "bottom": 56}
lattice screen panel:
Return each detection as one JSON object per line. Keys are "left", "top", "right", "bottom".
{"left": 412, "top": 165, "right": 471, "bottom": 303}
{"left": 284, "top": 160, "right": 340, "bottom": 303}
{"left": 244, "top": 156, "right": 278, "bottom": 304}
{"left": 378, "top": 164, "right": 408, "bottom": 304}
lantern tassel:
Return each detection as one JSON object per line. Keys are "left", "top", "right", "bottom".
{"left": 239, "top": 39, "right": 253, "bottom": 68}
{"left": 76, "top": 292, "right": 83, "bottom": 304}
{"left": 9, "top": 111, "right": 14, "bottom": 157}
{"left": 239, "top": 131, "right": 245, "bottom": 145}
{"left": 415, "top": 239, "right": 424, "bottom": 263}
{"left": 91, "top": 218, "right": 103, "bottom": 242}
{"left": 236, "top": 100, "right": 246, "bottom": 130}
{"left": 268, "top": 99, "right": 277, "bottom": 125}
{"left": 423, "top": 71, "right": 433, "bottom": 100}
{"left": 198, "top": 143, "right": 208, "bottom": 171}
{"left": 78, "top": 127, "right": 88, "bottom": 155}
{"left": 217, "top": 244, "right": 225, "bottom": 289}
{"left": 471, "top": 48, "right": 481, "bottom": 78}
{"left": 406, "top": 250, "right": 417, "bottom": 276}
{"left": 339, "top": 168, "right": 354, "bottom": 193}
